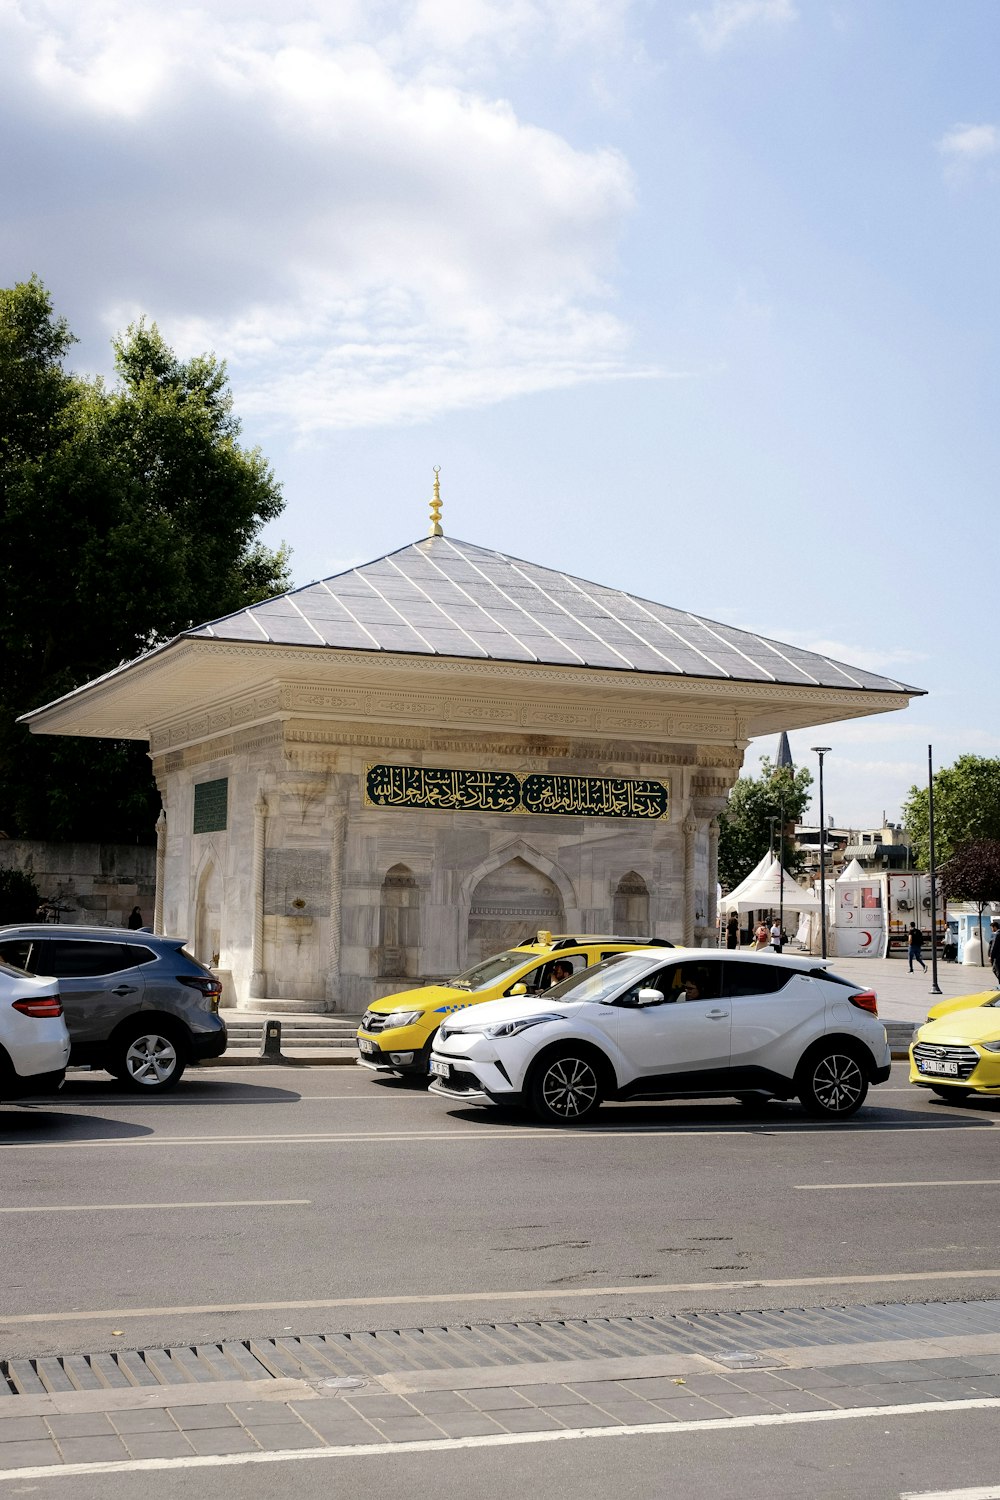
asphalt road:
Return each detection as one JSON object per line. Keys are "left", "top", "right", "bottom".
{"left": 2, "top": 1062, "right": 1000, "bottom": 1498}
{"left": 1, "top": 1061, "right": 998, "bottom": 1361}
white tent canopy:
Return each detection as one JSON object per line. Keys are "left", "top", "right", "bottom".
{"left": 720, "top": 854, "right": 822, "bottom": 914}
{"left": 837, "top": 858, "right": 868, "bottom": 882}
{"left": 721, "top": 851, "right": 774, "bottom": 907}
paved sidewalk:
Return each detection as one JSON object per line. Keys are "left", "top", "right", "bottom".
{"left": 3, "top": 1322, "right": 1000, "bottom": 1473}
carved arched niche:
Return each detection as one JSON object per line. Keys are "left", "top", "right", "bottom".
{"left": 613, "top": 871, "right": 650, "bottom": 938}
{"left": 467, "top": 856, "right": 564, "bottom": 966}
{"left": 194, "top": 858, "right": 223, "bottom": 968}
{"left": 378, "top": 864, "right": 421, "bottom": 979}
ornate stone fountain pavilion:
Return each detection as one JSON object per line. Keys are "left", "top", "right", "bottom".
{"left": 24, "top": 498, "right": 921, "bottom": 1012}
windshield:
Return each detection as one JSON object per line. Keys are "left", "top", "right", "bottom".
{"left": 546, "top": 952, "right": 658, "bottom": 1006}
{"left": 447, "top": 950, "right": 535, "bottom": 992}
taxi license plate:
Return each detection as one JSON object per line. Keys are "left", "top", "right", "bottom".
{"left": 358, "top": 1039, "right": 375, "bottom": 1055}
{"left": 920, "top": 1058, "right": 958, "bottom": 1075}
{"left": 430, "top": 1059, "right": 450, "bottom": 1079}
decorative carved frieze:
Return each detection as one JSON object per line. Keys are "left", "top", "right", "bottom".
{"left": 691, "top": 774, "right": 735, "bottom": 798}
{"left": 283, "top": 723, "right": 699, "bottom": 764}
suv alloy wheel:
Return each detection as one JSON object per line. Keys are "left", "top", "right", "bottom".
{"left": 797, "top": 1044, "right": 868, "bottom": 1119}
{"left": 529, "top": 1049, "right": 603, "bottom": 1125}
{"left": 113, "top": 1025, "right": 186, "bottom": 1091}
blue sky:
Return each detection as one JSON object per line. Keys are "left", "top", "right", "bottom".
{"left": 3, "top": 0, "right": 997, "bottom": 827}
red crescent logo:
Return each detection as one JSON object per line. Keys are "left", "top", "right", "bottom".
{"left": 860, "top": 931, "right": 872, "bottom": 948}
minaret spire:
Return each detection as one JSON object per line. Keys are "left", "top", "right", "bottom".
{"left": 428, "top": 467, "right": 443, "bottom": 537}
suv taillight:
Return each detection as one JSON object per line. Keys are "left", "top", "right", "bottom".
{"left": 849, "top": 990, "right": 878, "bottom": 1016}
{"left": 12, "top": 996, "right": 63, "bottom": 1019}
{"left": 178, "top": 975, "right": 222, "bottom": 998}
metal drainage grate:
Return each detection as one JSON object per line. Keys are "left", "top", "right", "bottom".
{"left": 4, "top": 1300, "right": 1000, "bottom": 1399}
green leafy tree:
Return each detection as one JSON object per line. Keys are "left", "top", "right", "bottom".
{"left": 718, "top": 756, "right": 813, "bottom": 891}
{"left": 902, "top": 755, "right": 1000, "bottom": 867}
{"left": 937, "top": 840, "right": 1000, "bottom": 966}
{"left": 0, "top": 278, "right": 291, "bottom": 841}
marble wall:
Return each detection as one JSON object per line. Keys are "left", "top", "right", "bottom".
{"left": 156, "top": 728, "right": 730, "bottom": 1013}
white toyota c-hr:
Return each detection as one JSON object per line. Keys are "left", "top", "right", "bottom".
{"left": 428, "top": 949, "right": 891, "bottom": 1124}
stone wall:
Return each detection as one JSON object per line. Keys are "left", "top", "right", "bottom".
{"left": 0, "top": 841, "right": 156, "bottom": 928}
{"left": 154, "top": 725, "right": 731, "bottom": 1013}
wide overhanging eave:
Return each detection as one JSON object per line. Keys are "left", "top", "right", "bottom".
{"left": 20, "top": 636, "right": 925, "bottom": 742}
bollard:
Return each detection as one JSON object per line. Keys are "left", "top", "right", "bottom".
{"left": 260, "top": 1018, "right": 284, "bottom": 1061}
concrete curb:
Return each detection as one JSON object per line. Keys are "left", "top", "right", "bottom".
{"left": 200, "top": 1051, "right": 358, "bottom": 1068}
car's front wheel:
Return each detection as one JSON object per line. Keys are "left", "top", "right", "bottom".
{"left": 796, "top": 1045, "right": 868, "bottom": 1119}
{"left": 529, "top": 1050, "right": 603, "bottom": 1125}
{"left": 111, "top": 1027, "right": 187, "bottom": 1092}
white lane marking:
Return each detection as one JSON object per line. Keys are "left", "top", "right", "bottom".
{"left": 6, "top": 1266, "right": 1000, "bottom": 1326}
{"left": 902, "top": 1489, "right": 1000, "bottom": 1499}
{"left": 798, "top": 1180, "right": 1000, "bottom": 1191}
{"left": 1, "top": 1122, "right": 996, "bottom": 1150}
{"left": 1, "top": 1397, "right": 998, "bottom": 1483}
{"left": 0, "top": 1199, "right": 310, "bottom": 1214}
{"left": 47, "top": 1096, "right": 438, "bottom": 1106}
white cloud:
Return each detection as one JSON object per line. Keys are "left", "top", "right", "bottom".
{"left": 0, "top": 0, "right": 650, "bottom": 431}
{"left": 688, "top": 0, "right": 797, "bottom": 53}
{"left": 938, "top": 122, "right": 1000, "bottom": 161}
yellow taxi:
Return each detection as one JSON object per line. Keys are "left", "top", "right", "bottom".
{"left": 926, "top": 988, "right": 1000, "bottom": 1021}
{"left": 356, "top": 933, "right": 673, "bottom": 1078}
{"left": 909, "top": 995, "right": 1000, "bottom": 1101}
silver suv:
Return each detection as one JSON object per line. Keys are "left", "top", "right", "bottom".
{"left": 0, "top": 926, "right": 227, "bottom": 1092}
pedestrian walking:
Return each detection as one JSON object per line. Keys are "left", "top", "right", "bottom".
{"left": 754, "top": 921, "right": 769, "bottom": 951}
{"left": 988, "top": 920, "right": 1000, "bottom": 985}
{"left": 770, "top": 919, "right": 782, "bottom": 954}
{"left": 726, "top": 912, "right": 739, "bottom": 950}
{"left": 126, "top": 905, "right": 144, "bottom": 930}
{"left": 907, "top": 923, "right": 927, "bottom": 974}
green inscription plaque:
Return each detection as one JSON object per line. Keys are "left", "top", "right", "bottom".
{"left": 193, "top": 777, "right": 228, "bottom": 833}
{"left": 365, "top": 765, "right": 668, "bottom": 820}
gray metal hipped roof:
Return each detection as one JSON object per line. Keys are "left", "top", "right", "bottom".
{"left": 187, "top": 534, "right": 915, "bottom": 693}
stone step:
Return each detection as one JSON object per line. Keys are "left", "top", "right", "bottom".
{"left": 231, "top": 1036, "right": 356, "bottom": 1049}
{"left": 226, "top": 1019, "right": 360, "bottom": 1030}
{"left": 225, "top": 1024, "right": 359, "bottom": 1037}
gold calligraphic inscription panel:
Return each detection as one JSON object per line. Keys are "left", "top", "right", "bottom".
{"left": 365, "top": 765, "right": 668, "bottom": 820}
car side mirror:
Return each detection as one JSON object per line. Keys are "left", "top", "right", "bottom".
{"left": 636, "top": 988, "right": 662, "bottom": 1006}
{"left": 507, "top": 982, "right": 527, "bottom": 996}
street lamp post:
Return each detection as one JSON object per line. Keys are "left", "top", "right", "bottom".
{"left": 928, "top": 744, "right": 942, "bottom": 996}
{"left": 778, "top": 790, "right": 785, "bottom": 952}
{"left": 811, "top": 747, "right": 832, "bottom": 959}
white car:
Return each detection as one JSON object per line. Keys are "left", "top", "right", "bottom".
{"left": 429, "top": 948, "right": 891, "bottom": 1124}
{"left": 0, "top": 959, "right": 71, "bottom": 1102}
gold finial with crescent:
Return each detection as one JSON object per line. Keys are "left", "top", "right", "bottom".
{"left": 429, "top": 466, "right": 443, "bottom": 536}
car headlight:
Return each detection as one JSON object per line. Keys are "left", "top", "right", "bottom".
{"left": 979, "top": 1040, "right": 1000, "bottom": 1052}
{"left": 483, "top": 1013, "right": 562, "bottom": 1039}
{"left": 380, "top": 1010, "right": 422, "bottom": 1030}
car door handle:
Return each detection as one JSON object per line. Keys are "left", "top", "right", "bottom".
{"left": 111, "top": 985, "right": 138, "bottom": 996}
{"left": 705, "top": 1009, "right": 728, "bottom": 1019}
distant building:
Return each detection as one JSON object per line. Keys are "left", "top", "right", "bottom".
{"left": 796, "top": 821, "right": 912, "bottom": 877}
